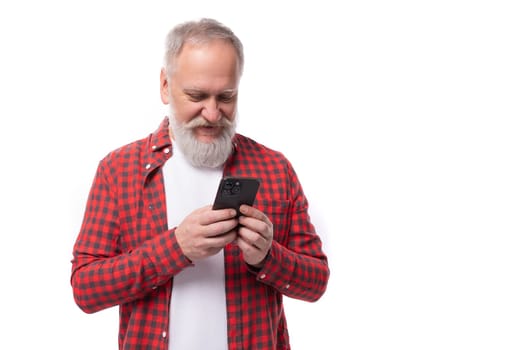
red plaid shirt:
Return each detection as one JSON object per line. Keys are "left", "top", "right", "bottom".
{"left": 71, "top": 117, "right": 329, "bottom": 349}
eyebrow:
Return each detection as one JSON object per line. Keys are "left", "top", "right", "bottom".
{"left": 183, "top": 88, "right": 237, "bottom": 95}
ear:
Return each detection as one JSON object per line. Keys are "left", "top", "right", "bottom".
{"left": 160, "top": 68, "right": 170, "bottom": 105}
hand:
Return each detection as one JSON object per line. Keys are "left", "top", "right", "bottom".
{"left": 236, "top": 204, "right": 273, "bottom": 267}
{"left": 174, "top": 205, "right": 238, "bottom": 261}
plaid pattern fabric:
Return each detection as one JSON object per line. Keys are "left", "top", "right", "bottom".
{"left": 71, "top": 117, "right": 329, "bottom": 349}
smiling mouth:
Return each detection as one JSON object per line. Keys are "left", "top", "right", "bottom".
{"left": 193, "top": 125, "right": 222, "bottom": 137}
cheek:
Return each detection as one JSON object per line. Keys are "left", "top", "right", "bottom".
{"left": 171, "top": 98, "right": 202, "bottom": 122}
{"left": 221, "top": 103, "right": 237, "bottom": 119}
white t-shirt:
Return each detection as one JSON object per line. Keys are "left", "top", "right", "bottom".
{"left": 163, "top": 143, "right": 228, "bottom": 350}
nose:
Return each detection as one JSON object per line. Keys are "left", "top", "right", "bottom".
{"left": 201, "top": 98, "right": 221, "bottom": 123}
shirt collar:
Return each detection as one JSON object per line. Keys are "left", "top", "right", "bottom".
{"left": 142, "top": 117, "right": 173, "bottom": 181}
{"left": 149, "top": 116, "right": 172, "bottom": 152}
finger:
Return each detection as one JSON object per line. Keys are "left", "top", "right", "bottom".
{"left": 238, "top": 226, "right": 268, "bottom": 249}
{"left": 206, "top": 230, "right": 237, "bottom": 247}
{"left": 236, "top": 235, "right": 264, "bottom": 254}
{"left": 203, "top": 218, "right": 239, "bottom": 237}
{"left": 238, "top": 215, "right": 272, "bottom": 240}
{"left": 200, "top": 207, "right": 238, "bottom": 225}
{"left": 239, "top": 205, "right": 269, "bottom": 223}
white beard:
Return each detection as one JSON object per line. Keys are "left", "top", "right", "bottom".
{"left": 169, "top": 114, "right": 236, "bottom": 168}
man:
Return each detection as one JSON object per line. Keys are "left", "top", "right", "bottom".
{"left": 71, "top": 18, "right": 329, "bottom": 350}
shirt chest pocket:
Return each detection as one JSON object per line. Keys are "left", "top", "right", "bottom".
{"left": 254, "top": 199, "right": 291, "bottom": 244}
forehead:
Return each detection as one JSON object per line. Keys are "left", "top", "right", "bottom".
{"left": 170, "top": 40, "right": 241, "bottom": 92}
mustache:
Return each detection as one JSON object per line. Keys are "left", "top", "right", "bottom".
{"left": 182, "top": 116, "right": 233, "bottom": 129}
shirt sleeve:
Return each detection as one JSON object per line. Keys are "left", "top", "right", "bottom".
{"left": 250, "top": 162, "right": 330, "bottom": 302}
{"left": 70, "top": 159, "right": 192, "bottom": 314}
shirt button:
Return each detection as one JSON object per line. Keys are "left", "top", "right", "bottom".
{"left": 164, "top": 148, "right": 170, "bottom": 154}
{"left": 260, "top": 273, "right": 266, "bottom": 280}
{"left": 145, "top": 164, "right": 151, "bottom": 169}
{"left": 285, "top": 284, "right": 290, "bottom": 289}
{"left": 152, "top": 145, "right": 157, "bottom": 150}
{"left": 162, "top": 331, "right": 167, "bottom": 338}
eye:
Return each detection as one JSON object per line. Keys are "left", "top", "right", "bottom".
{"left": 187, "top": 93, "right": 207, "bottom": 102}
{"left": 218, "top": 93, "right": 236, "bottom": 103}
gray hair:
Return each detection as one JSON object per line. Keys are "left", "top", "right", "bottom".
{"left": 164, "top": 18, "right": 244, "bottom": 75}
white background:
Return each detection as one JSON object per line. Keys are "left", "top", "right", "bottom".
{"left": 1, "top": 1, "right": 524, "bottom": 349}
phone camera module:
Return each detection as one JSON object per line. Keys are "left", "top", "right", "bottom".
{"left": 222, "top": 179, "right": 241, "bottom": 196}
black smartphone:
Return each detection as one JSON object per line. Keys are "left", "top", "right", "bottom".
{"left": 212, "top": 177, "right": 260, "bottom": 215}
